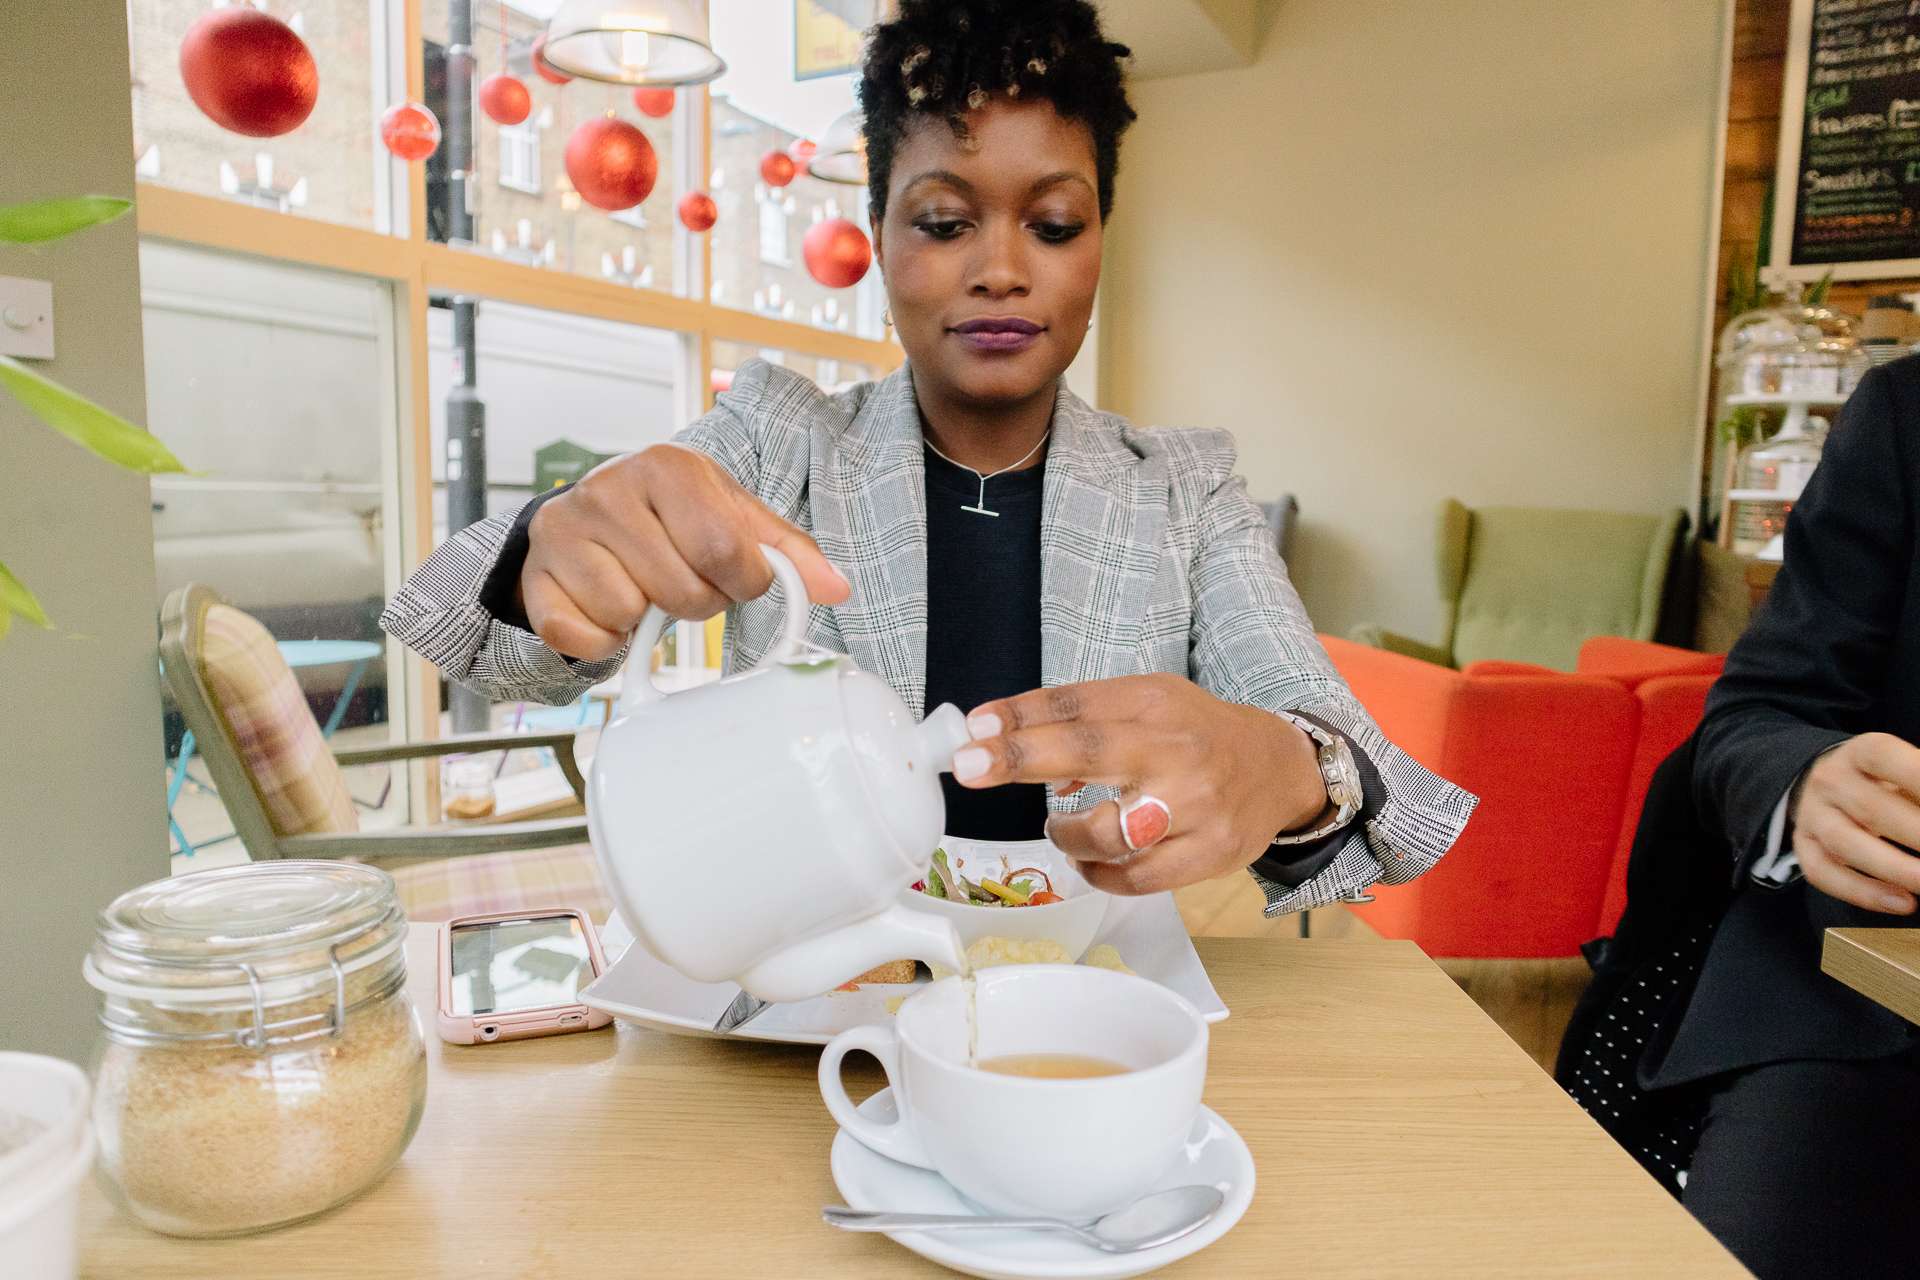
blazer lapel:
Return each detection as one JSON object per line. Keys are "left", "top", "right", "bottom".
{"left": 1041, "top": 385, "right": 1169, "bottom": 688}
{"left": 811, "top": 363, "right": 931, "bottom": 710}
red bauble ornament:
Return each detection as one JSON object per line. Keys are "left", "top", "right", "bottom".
{"left": 633, "top": 87, "right": 676, "bottom": 118}
{"left": 178, "top": 8, "right": 318, "bottom": 138}
{"left": 758, "top": 148, "right": 796, "bottom": 188}
{"left": 565, "top": 117, "right": 658, "bottom": 211}
{"left": 379, "top": 102, "right": 441, "bottom": 161}
{"left": 531, "top": 35, "right": 573, "bottom": 84}
{"left": 677, "top": 191, "right": 717, "bottom": 232}
{"left": 479, "top": 74, "right": 531, "bottom": 126}
{"left": 789, "top": 139, "right": 817, "bottom": 164}
{"left": 802, "top": 217, "right": 871, "bottom": 288}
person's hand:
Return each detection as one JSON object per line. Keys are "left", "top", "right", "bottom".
{"left": 1793, "top": 732, "right": 1920, "bottom": 915}
{"left": 518, "top": 444, "right": 850, "bottom": 660}
{"left": 950, "top": 674, "right": 1330, "bottom": 895}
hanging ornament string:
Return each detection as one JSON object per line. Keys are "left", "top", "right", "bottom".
{"left": 923, "top": 430, "right": 1050, "bottom": 517}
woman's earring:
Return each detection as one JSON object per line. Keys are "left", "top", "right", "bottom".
{"left": 883, "top": 307, "right": 893, "bottom": 328}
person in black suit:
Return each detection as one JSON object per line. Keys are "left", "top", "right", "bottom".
{"left": 1559, "top": 358, "right": 1920, "bottom": 1280}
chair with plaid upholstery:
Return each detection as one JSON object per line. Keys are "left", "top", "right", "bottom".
{"left": 159, "top": 585, "right": 611, "bottom": 922}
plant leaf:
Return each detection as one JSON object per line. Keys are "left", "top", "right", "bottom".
{"left": 0, "top": 354, "right": 185, "bottom": 473}
{"left": 0, "top": 196, "right": 132, "bottom": 245}
{"left": 0, "top": 556, "right": 51, "bottom": 633}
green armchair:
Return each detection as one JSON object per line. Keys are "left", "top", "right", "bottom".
{"left": 1352, "top": 500, "right": 1687, "bottom": 672}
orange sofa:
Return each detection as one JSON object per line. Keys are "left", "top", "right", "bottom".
{"left": 1321, "top": 635, "right": 1723, "bottom": 958}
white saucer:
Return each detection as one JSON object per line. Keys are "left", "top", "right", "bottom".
{"left": 829, "top": 1088, "right": 1254, "bottom": 1280}
{"left": 582, "top": 891, "right": 1227, "bottom": 1045}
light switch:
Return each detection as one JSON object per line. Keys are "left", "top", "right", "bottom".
{"left": 0, "top": 277, "right": 53, "bottom": 359}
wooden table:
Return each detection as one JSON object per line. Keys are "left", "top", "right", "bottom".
{"left": 80, "top": 932, "right": 1748, "bottom": 1278}
{"left": 1823, "top": 927, "right": 1920, "bottom": 1025}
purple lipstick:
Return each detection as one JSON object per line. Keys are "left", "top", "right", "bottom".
{"left": 951, "top": 316, "right": 1044, "bottom": 353}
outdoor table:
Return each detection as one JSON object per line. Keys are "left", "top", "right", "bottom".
{"left": 1823, "top": 927, "right": 1920, "bottom": 1025}
{"left": 78, "top": 930, "right": 1747, "bottom": 1278}
{"left": 276, "top": 639, "right": 385, "bottom": 739}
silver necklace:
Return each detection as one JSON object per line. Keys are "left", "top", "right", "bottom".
{"left": 922, "top": 430, "right": 1050, "bottom": 517}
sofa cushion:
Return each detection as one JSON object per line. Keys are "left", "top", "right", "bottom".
{"left": 1453, "top": 507, "right": 1675, "bottom": 672}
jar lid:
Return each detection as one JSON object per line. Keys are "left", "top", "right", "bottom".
{"left": 85, "top": 862, "right": 405, "bottom": 1004}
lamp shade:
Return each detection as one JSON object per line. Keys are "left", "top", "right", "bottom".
{"left": 541, "top": 0, "right": 727, "bottom": 86}
{"left": 807, "top": 108, "right": 867, "bottom": 185}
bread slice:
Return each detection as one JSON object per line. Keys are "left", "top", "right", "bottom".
{"left": 850, "top": 959, "right": 917, "bottom": 985}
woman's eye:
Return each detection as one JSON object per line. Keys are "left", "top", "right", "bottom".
{"left": 913, "top": 218, "right": 969, "bottom": 240}
{"left": 1031, "top": 220, "right": 1086, "bottom": 245}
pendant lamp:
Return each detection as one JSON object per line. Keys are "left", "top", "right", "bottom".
{"left": 807, "top": 108, "right": 867, "bottom": 185}
{"left": 541, "top": 0, "right": 727, "bottom": 86}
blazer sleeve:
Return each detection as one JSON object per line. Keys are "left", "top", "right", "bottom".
{"left": 1694, "top": 363, "right": 1918, "bottom": 871}
{"left": 1181, "top": 447, "right": 1478, "bottom": 915}
{"left": 377, "top": 361, "right": 782, "bottom": 704}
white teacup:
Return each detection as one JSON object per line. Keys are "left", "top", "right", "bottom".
{"left": 818, "top": 965, "right": 1208, "bottom": 1220}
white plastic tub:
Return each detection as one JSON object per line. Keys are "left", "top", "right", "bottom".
{"left": 0, "top": 1052, "right": 94, "bottom": 1280}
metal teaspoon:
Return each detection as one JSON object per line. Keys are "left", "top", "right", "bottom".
{"left": 821, "top": 1184, "right": 1225, "bottom": 1254}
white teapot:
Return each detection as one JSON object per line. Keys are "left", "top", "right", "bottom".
{"left": 587, "top": 546, "right": 971, "bottom": 1003}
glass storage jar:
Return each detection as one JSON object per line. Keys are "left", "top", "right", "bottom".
{"left": 85, "top": 862, "right": 426, "bottom": 1237}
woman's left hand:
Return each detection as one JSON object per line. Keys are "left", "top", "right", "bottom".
{"left": 951, "top": 674, "right": 1331, "bottom": 894}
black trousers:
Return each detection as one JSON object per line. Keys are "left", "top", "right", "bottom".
{"left": 1682, "top": 1049, "right": 1920, "bottom": 1280}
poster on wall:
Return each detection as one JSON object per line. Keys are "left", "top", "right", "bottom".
{"left": 794, "top": 0, "right": 874, "bottom": 80}
{"left": 1771, "top": 0, "right": 1920, "bottom": 280}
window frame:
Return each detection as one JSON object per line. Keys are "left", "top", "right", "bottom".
{"left": 133, "top": 0, "right": 902, "bottom": 814}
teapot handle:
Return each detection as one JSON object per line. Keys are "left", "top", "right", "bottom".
{"left": 617, "top": 542, "right": 812, "bottom": 714}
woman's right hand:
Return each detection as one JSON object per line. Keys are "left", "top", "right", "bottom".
{"left": 1793, "top": 732, "right": 1920, "bottom": 915}
{"left": 517, "top": 443, "right": 850, "bottom": 661}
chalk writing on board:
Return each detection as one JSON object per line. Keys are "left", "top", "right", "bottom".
{"left": 1789, "top": 0, "right": 1920, "bottom": 266}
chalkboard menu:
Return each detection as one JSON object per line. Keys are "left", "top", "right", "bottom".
{"left": 1778, "top": 0, "right": 1920, "bottom": 273}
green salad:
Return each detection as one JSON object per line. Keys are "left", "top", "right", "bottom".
{"left": 914, "top": 847, "right": 1064, "bottom": 907}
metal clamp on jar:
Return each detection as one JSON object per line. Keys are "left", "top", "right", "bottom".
{"left": 84, "top": 862, "right": 427, "bottom": 1238}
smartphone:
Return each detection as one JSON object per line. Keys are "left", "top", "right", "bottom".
{"left": 436, "top": 908, "right": 613, "bottom": 1044}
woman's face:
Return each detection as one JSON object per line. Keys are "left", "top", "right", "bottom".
{"left": 873, "top": 97, "right": 1103, "bottom": 412}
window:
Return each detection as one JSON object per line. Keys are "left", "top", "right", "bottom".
{"left": 758, "top": 188, "right": 793, "bottom": 266}
{"left": 498, "top": 119, "right": 542, "bottom": 195}
{"left": 128, "top": 0, "right": 398, "bottom": 232}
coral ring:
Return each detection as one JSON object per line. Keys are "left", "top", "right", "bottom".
{"left": 1119, "top": 795, "right": 1172, "bottom": 852}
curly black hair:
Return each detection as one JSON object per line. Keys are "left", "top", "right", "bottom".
{"left": 857, "top": 0, "right": 1135, "bottom": 223}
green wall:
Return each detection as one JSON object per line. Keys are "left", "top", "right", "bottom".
{"left": 0, "top": 1, "right": 167, "bottom": 1061}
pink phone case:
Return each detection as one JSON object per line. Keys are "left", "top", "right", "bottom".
{"left": 436, "top": 908, "right": 614, "bottom": 1045}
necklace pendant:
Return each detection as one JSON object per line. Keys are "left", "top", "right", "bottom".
{"left": 961, "top": 503, "right": 1001, "bottom": 517}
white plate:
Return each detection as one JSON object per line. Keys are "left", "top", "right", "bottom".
{"left": 579, "top": 891, "right": 1227, "bottom": 1044}
{"left": 830, "top": 1088, "right": 1254, "bottom": 1280}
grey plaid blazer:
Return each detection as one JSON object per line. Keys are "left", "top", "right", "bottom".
{"left": 382, "top": 359, "right": 1474, "bottom": 915}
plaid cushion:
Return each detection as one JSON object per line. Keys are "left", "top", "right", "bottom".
{"left": 199, "top": 604, "right": 357, "bottom": 838}
{"left": 384, "top": 844, "right": 611, "bottom": 923}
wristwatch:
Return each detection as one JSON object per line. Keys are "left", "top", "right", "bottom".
{"left": 1269, "top": 711, "right": 1364, "bottom": 846}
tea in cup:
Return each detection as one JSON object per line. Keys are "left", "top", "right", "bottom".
{"left": 817, "top": 965, "right": 1208, "bottom": 1219}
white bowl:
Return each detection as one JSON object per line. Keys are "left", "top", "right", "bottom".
{"left": 897, "top": 837, "right": 1111, "bottom": 962}
{"left": 0, "top": 1052, "right": 93, "bottom": 1280}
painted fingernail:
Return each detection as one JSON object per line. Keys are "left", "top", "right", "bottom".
{"left": 952, "top": 747, "right": 991, "bottom": 783}
{"left": 966, "top": 711, "right": 1002, "bottom": 740}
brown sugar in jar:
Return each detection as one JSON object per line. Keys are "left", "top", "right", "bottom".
{"left": 86, "top": 862, "right": 427, "bottom": 1237}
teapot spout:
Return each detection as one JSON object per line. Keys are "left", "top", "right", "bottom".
{"left": 732, "top": 902, "right": 967, "bottom": 1003}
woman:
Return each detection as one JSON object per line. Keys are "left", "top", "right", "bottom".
{"left": 383, "top": 0, "right": 1472, "bottom": 907}
{"left": 1559, "top": 357, "right": 1920, "bottom": 1279}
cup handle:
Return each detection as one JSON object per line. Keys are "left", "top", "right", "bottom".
{"left": 616, "top": 542, "right": 812, "bottom": 715}
{"left": 818, "top": 1022, "right": 936, "bottom": 1170}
